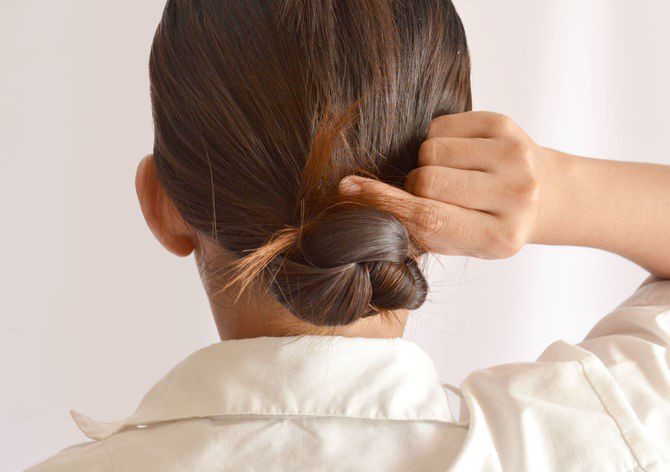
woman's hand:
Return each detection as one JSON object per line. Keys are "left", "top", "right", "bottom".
{"left": 339, "top": 111, "right": 670, "bottom": 277}
{"left": 339, "top": 111, "right": 559, "bottom": 259}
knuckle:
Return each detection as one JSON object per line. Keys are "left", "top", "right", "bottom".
{"left": 427, "top": 115, "right": 448, "bottom": 137}
{"left": 412, "top": 167, "right": 437, "bottom": 197}
{"left": 503, "top": 167, "right": 539, "bottom": 205}
{"left": 504, "top": 137, "right": 535, "bottom": 169}
{"left": 418, "top": 138, "right": 439, "bottom": 166}
{"left": 404, "top": 169, "right": 418, "bottom": 193}
{"left": 489, "top": 114, "right": 518, "bottom": 136}
{"left": 416, "top": 205, "right": 448, "bottom": 235}
{"left": 516, "top": 175, "right": 540, "bottom": 203}
{"left": 507, "top": 135, "right": 529, "bottom": 155}
{"left": 486, "top": 223, "right": 525, "bottom": 258}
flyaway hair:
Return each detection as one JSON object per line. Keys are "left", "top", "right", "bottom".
{"left": 150, "top": 0, "right": 471, "bottom": 325}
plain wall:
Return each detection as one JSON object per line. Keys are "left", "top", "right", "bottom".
{"left": 1, "top": 1, "right": 668, "bottom": 469}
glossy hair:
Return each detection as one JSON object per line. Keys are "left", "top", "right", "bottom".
{"left": 149, "top": 0, "right": 471, "bottom": 326}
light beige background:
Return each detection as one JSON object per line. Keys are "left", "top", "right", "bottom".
{"left": 1, "top": 1, "right": 668, "bottom": 469}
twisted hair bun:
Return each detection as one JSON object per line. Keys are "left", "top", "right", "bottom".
{"left": 150, "top": 0, "right": 470, "bottom": 327}
{"left": 268, "top": 204, "right": 428, "bottom": 326}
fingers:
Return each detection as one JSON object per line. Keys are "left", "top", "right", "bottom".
{"left": 335, "top": 111, "right": 537, "bottom": 259}
{"left": 338, "top": 176, "right": 498, "bottom": 257}
{"left": 405, "top": 166, "right": 499, "bottom": 213}
{"left": 427, "top": 111, "right": 520, "bottom": 139}
{"left": 418, "top": 136, "right": 506, "bottom": 172}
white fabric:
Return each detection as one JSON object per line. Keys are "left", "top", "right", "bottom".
{"left": 28, "top": 278, "right": 670, "bottom": 471}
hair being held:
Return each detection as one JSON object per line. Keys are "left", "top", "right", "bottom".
{"left": 149, "top": 0, "right": 471, "bottom": 327}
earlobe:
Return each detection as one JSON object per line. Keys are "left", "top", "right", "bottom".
{"left": 135, "top": 154, "right": 196, "bottom": 257}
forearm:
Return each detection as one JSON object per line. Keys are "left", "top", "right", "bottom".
{"left": 533, "top": 149, "right": 670, "bottom": 278}
{"left": 341, "top": 112, "right": 670, "bottom": 276}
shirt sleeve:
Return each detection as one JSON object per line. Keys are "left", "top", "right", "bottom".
{"left": 577, "top": 276, "right": 670, "bottom": 459}
{"left": 585, "top": 276, "right": 670, "bottom": 344}
{"left": 454, "top": 277, "right": 670, "bottom": 470}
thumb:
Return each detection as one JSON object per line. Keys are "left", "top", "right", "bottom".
{"left": 338, "top": 175, "right": 496, "bottom": 258}
{"left": 338, "top": 175, "right": 409, "bottom": 200}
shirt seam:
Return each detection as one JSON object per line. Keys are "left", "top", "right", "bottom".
{"left": 576, "top": 356, "right": 658, "bottom": 471}
{"left": 99, "top": 442, "right": 115, "bottom": 471}
{"left": 101, "top": 412, "right": 457, "bottom": 439}
{"left": 129, "top": 411, "right": 455, "bottom": 425}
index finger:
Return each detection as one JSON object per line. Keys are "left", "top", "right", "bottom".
{"left": 428, "top": 111, "right": 519, "bottom": 139}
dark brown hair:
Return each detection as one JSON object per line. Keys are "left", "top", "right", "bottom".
{"left": 149, "top": 0, "right": 471, "bottom": 326}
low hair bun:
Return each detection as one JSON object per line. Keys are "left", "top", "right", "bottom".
{"left": 268, "top": 204, "right": 428, "bottom": 326}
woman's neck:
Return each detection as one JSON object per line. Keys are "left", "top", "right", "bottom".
{"left": 207, "top": 287, "right": 409, "bottom": 340}
{"left": 195, "top": 240, "right": 408, "bottom": 340}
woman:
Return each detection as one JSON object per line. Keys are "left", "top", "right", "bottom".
{"left": 30, "top": 0, "right": 669, "bottom": 470}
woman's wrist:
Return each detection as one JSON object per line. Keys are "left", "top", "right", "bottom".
{"left": 531, "top": 148, "right": 670, "bottom": 277}
{"left": 531, "top": 149, "right": 630, "bottom": 249}
{"left": 530, "top": 147, "right": 584, "bottom": 246}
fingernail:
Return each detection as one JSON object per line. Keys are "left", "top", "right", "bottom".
{"left": 339, "top": 176, "right": 363, "bottom": 195}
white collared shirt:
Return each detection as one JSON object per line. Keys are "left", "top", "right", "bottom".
{"left": 29, "top": 278, "right": 670, "bottom": 471}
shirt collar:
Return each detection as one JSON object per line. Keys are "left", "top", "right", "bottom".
{"left": 71, "top": 335, "right": 453, "bottom": 440}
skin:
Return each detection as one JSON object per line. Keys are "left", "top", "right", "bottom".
{"left": 135, "top": 153, "right": 408, "bottom": 340}
{"left": 340, "top": 112, "right": 670, "bottom": 278}
{"left": 136, "top": 111, "right": 670, "bottom": 341}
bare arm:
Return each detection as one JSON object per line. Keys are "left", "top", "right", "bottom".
{"left": 534, "top": 150, "right": 670, "bottom": 278}
{"left": 338, "top": 112, "right": 670, "bottom": 278}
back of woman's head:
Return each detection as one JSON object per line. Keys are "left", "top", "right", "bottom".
{"left": 149, "top": 0, "right": 471, "bottom": 326}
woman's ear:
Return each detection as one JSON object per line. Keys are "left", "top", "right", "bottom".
{"left": 135, "top": 154, "right": 196, "bottom": 257}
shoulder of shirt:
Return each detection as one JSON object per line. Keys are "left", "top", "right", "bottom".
{"left": 26, "top": 441, "right": 113, "bottom": 472}
{"left": 620, "top": 276, "right": 670, "bottom": 306}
